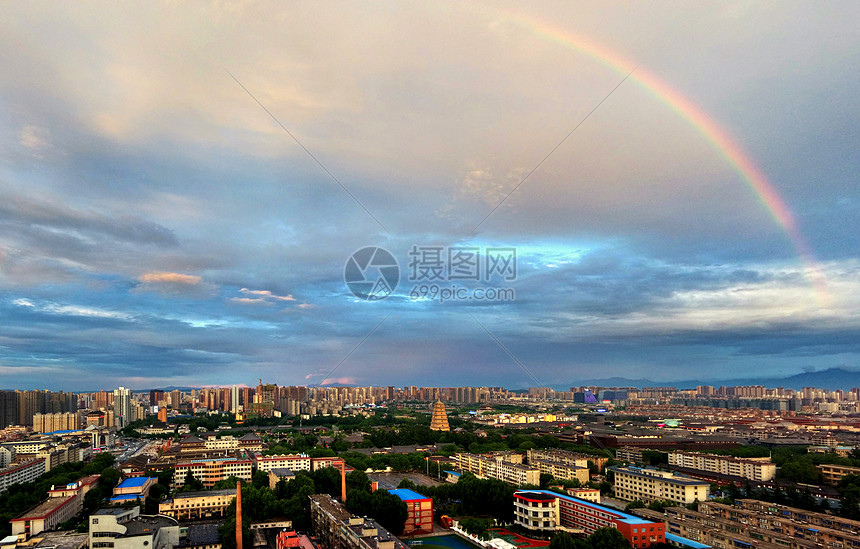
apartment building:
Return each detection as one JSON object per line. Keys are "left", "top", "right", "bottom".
{"left": 309, "top": 493, "right": 407, "bottom": 549}
{"left": 179, "top": 434, "right": 264, "bottom": 455}
{"left": 530, "top": 458, "right": 590, "bottom": 484}
{"left": 11, "top": 475, "right": 99, "bottom": 538}
{"left": 668, "top": 450, "right": 776, "bottom": 481}
{"left": 159, "top": 488, "right": 237, "bottom": 521}
{"left": 0, "top": 458, "right": 46, "bottom": 494}
{"left": 817, "top": 463, "right": 860, "bottom": 485}
{"left": 89, "top": 507, "right": 180, "bottom": 549}
{"left": 616, "top": 447, "right": 647, "bottom": 465}
{"left": 633, "top": 506, "right": 820, "bottom": 549}
{"left": 455, "top": 452, "right": 540, "bottom": 486}
{"left": 513, "top": 490, "right": 666, "bottom": 549}
{"left": 173, "top": 457, "right": 253, "bottom": 488}
{"left": 705, "top": 499, "right": 860, "bottom": 543}
{"left": 610, "top": 466, "right": 710, "bottom": 504}
{"left": 527, "top": 448, "right": 609, "bottom": 471}
{"left": 252, "top": 453, "right": 312, "bottom": 473}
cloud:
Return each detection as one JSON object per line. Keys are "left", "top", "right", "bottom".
{"left": 139, "top": 272, "right": 201, "bottom": 285}
{"left": 239, "top": 288, "right": 294, "bottom": 301}
{"left": 19, "top": 124, "right": 50, "bottom": 151}
{"left": 229, "top": 297, "right": 270, "bottom": 306}
{"left": 12, "top": 298, "right": 132, "bottom": 321}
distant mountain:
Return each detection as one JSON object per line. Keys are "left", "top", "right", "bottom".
{"left": 567, "top": 367, "right": 860, "bottom": 392}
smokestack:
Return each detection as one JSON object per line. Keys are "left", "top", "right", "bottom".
{"left": 340, "top": 461, "right": 346, "bottom": 502}
{"left": 236, "top": 481, "right": 243, "bottom": 549}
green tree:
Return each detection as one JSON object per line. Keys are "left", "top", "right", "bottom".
{"left": 625, "top": 500, "right": 645, "bottom": 511}
{"left": 587, "top": 527, "right": 632, "bottom": 549}
{"left": 180, "top": 470, "right": 204, "bottom": 492}
{"left": 346, "top": 470, "right": 371, "bottom": 492}
{"left": 252, "top": 470, "right": 269, "bottom": 489}
{"left": 369, "top": 489, "right": 408, "bottom": 535}
{"left": 549, "top": 531, "right": 586, "bottom": 549}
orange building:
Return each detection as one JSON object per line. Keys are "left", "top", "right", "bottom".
{"left": 388, "top": 489, "right": 433, "bottom": 535}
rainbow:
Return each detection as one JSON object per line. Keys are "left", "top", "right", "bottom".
{"left": 505, "top": 13, "right": 830, "bottom": 304}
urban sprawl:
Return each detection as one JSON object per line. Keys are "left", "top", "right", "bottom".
{"left": 2, "top": 382, "right": 860, "bottom": 549}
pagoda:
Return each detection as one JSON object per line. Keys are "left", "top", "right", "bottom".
{"left": 429, "top": 401, "right": 450, "bottom": 431}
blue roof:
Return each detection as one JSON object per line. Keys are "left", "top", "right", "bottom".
{"left": 444, "top": 470, "right": 461, "bottom": 476}
{"left": 388, "top": 489, "right": 428, "bottom": 501}
{"left": 665, "top": 533, "right": 711, "bottom": 548}
{"left": 117, "top": 477, "right": 156, "bottom": 488}
{"left": 110, "top": 494, "right": 142, "bottom": 501}
{"left": 514, "top": 490, "right": 652, "bottom": 525}
{"left": 46, "top": 429, "right": 83, "bottom": 435}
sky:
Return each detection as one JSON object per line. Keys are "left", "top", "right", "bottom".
{"left": 1, "top": 1, "right": 859, "bottom": 391}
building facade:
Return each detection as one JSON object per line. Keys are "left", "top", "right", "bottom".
{"left": 173, "top": 457, "right": 253, "bottom": 488}
{"left": 388, "top": 489, "right": 433, "bottom": 535}
{"left": 158, "top": 489, "right": 237, "bottom": 521}
{"left": 0, "top": 458, "right": 46, "bottom": 494}
{"left": 818, "top": 463, "right": 860, "bottom": 486}
{"left": 455, "top": 452, "right": 540, "bottom": 486}
{"left": 610, "top": 466, "right": 710, "bottom": 504}
{"left": 514, "top": 490, "right": 666, "bottom": 548}
{"left": 309, "top": 494, "right": 407, "bottom": 549}
{"left": 668, "top": 451, "right": 776, "bottom": 481}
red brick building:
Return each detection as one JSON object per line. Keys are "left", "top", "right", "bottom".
{"left": 514, "top": 490, "right": 665, "bottom": 548}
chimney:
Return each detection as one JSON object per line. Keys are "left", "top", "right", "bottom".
{"left": 340, "top": 461, "right": 347, "bottom": 502}
{"left": 236, "top": 481, "right": 243, "bottom": 549}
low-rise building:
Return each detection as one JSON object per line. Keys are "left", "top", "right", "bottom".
{"left": 527, "top": 448, "right": 608, "bottom": 471}
{"left": 252, "top": 454, "right": 311, "bottom": 474}
{"left": 173, "top": 457, "right": 253, "bottom": 488}
{"left": 513, "top": 490, "right": 666, "bottom": 548}
{"left": 23, "top": 474, "right": 102, "bottom": 533}
{"left": 388, "top": 489, "right": 433, "bottom": 535}
{"left": 268, "top": 468, "right": 295, "bottom": 490}
{"left": 530, "top": 459, "right": 589, "bottom": 484}
{"left": 89, "top": 507, "right": 180, "bottom": 549}
{"left": 564, "top": 487, "right": 600, "bottom": 503}
{"left": 159, "top": 489, "right": 237, "bottom": 521}
{"left": 0, "top": 458, "right": 46, "bottom": 494}
{"left": 309, "top": 493, "right": 407, "bottom": 549}
{"left": 668, "top": 450, "right": 776, "bottom": 481}
{"left": 817, "top": 463, "right": 860, "bottom": 485}
{"left": 455, "top": 453, "right": 540, "bottom": 486}
{"left": 12, "top": 496, "right": 81, "bottom": 538}
{"left": 610, "top": 466, "right": 710, "bottom": 504}
{"left": 110, "top": 477, "right": 157, "bottom": 504}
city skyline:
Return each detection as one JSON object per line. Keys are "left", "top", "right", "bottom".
{"left": 1, "top": 3, "right": 859, "bottom": 391}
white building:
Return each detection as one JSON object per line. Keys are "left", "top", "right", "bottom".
{"left": 668, "top": 451, "right": 776, "bottom": 482}
{"left": 610, "top": 466, "right": 710, "bottom": 504}
{"left": 89, "top": 507, "right": 180, "bottom": 549}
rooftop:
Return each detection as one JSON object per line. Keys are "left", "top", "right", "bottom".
{"left": 664, "top": 533, "right": 712, "bottom": 548}
{"left": 514, "top": 490, "right": 653, "bottom": 526}
{"left": 388, "top": 488, "right": 429, "bottom": 501}
{"left": 122, "top": 516, "right": 179, "bottom": 537}
{"left": 12, "top": 495, "right": 75, "bottom": 521}
{"left": 610, "top": 466, "right": 710, "bottom": 486}
{"left": 117, "top": 477, "right": 156, "bottom": 488}
{"left": 173, "top": 488, "right": 237, "bottom": 500}
{"left": 109, "top": 495, "right": 142, "bottom": 501}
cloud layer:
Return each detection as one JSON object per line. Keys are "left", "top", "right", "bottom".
{"left": 0, "top": 2, "right": 858, "bottom": 390}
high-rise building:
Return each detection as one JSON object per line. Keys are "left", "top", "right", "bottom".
{"left": 113, "top": 387, "right": 134, "bottom": 429}
{"left": 231, "top": 386, "right": 239, "bottom": 414}
{"left": 429, "top": 401, "right": 449, "bottom": 431}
